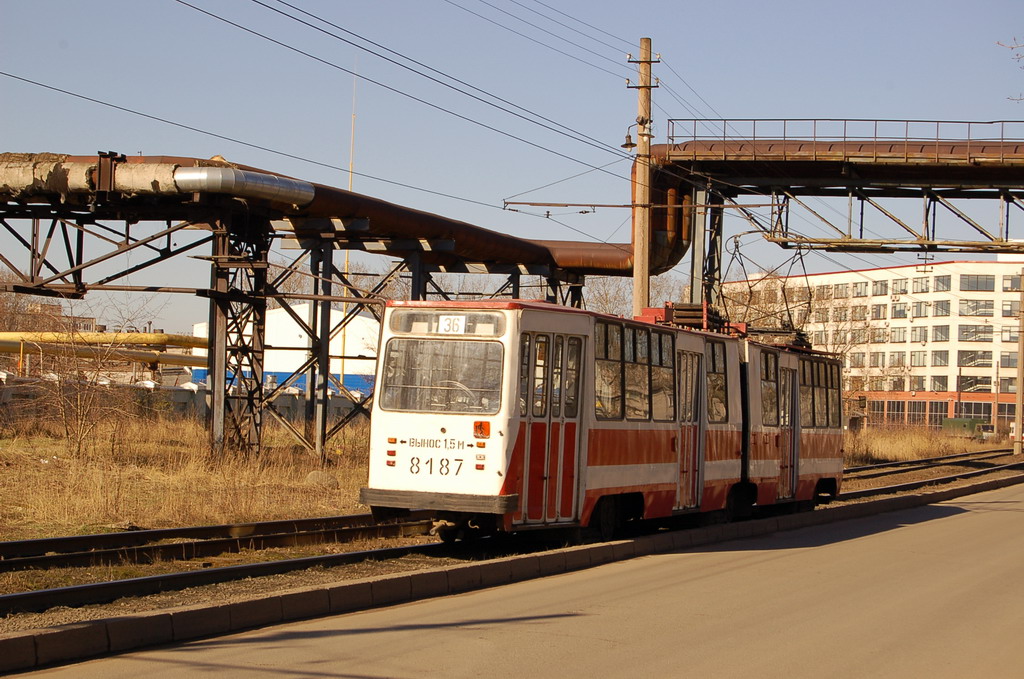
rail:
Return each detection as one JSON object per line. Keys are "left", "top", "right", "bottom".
{"left": 0, "top": 512, "right": 431, "bottom": 566}
{"left": 665, "top": 118, "right": 1024, "bottom": 163}
{"left": 0, "top": 542, "right": 446, "bottom": 617}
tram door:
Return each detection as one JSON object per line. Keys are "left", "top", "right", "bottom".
{"left": 778, "top": 367, "right": 799, "bottom": 499}
{"left": 676, "top": 350, "right": 704, "bottom": 509}
{"left": 521, "top": 333, "right": 585, "bottom": 523}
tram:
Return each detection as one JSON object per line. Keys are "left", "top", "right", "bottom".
{"left": 360, "top": 300, "right": 843, "bottom": 539}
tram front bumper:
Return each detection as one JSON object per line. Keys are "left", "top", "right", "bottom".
{"left": 360, "top": 487, "right": 519, "bottom": 514}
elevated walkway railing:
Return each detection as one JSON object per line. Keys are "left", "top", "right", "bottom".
{"left": 665, "top": 118, "right": 1024, "bottom": 163}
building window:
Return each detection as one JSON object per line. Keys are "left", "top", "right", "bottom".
{"left": 1001, "top": 351, "right": 1018, "bottom": 368}
{"left": 889, "top": 352, "right": 905, "bottom": 367}
{"left": 813, "top": 308, "right": 829, "bottom": 323}
{"left": 849, "top": 352, "right": 865, "bottom": 368}
{"left": 871, "top": 327, "right": 888, "bottom": 343}
{"left": 911, "top": 326, "right": 928, "bottom": 343}
{"left": 1000, "top": 377, "right": 1018, "bottom": 394}
{"left": 890, "top": 377, "right": 905, "bottom": 392}
{"left": 811, "top": 330, "right": 826, "bottom": 345}
{"left": 932, "top": 350, "right": 949, "bottom": 367}
{"left": 890, "top": 327, "right": 906, "bottom": 343}
{"left": 814, "top": 284, "right": 833, "bottom": 299}
{"left": 956, "top": 401, "right": 992, "bottom": 419}
{"left": 1003, "top": 275, "right": 1021, "bottom": 292}
{"left": 933, "top": 300, "right": 950, "bottom": 317}
{"left": 872, "top": 280, "right": 889, "bottom": 296}
{"left": 832, "top": 330, "right": 848, "bottom": 344}
{"left": 959, "top": 325, "right": 993, "bottom": 342}
{"left": 871, "top": 304, "right": 887, "bottom": 320}
{"left": 834, "top": 283, "right": 850, "bottom": 298}
{"left": 852, "top": 305, "right": 868, "bottom": 321}
{"left": 999, "top": 403, "right": 1016, "bottom": 427}
{"left": 869, "top": 352, "right": 885, "bottom": 367}
{"left": 910, "top": 351, "right": 927, "bottom": 367}
{"left": 958, "top": 350, "right": 992, "bottom": 367}
{"left": 959, "top": 300, "right": 994, "bottom": 317}
{"left": 852, "top": 282, "right": 868, "bottom": 297}
{"left": 834, "top": 307, "right": 849, "bottom": 322}
{"left": 913, "top": 277, "right": 930, "bottom": 293}
{"left": 910, "top": 376, "right": 927, "bottom": 392}
{"left": 851, "top": 328, "right": 868, "bottom": 344}
{"left": 934, "top": 275, "right": 951, "bottom": 292}
{"left": 911, "top": 301, "right": 929, "bottom": 318}
{"left": 933, "top": 325, "right": 950, "bottom": 342}
{"left": 1002, "top": 325, "right": 1020, "bottom": 343}
{"left": 869, "top": 377, "right": 885, "bottom": 391}
{"left": 960, "top": 274, "right": 995, "bottom": 292}
{"left": 908, "top": 398, "right": 927, "bottom": 420}
{"left": 892, "top": 278, "right": 908, "bottom": 295}
{"left": 868, "top": 400, "right": 885, "bottom": 423}
{"left": 931, "top": 376, "right": 948, "bottom": 392}
{"left": 891, "top": 303, "right": 908, "bottom": 319}
{"left": 1002, "top": 300, "right": 1020, "bottom": 318}
{"left": 958, "top": 376, "right": 992, "bottom": 393}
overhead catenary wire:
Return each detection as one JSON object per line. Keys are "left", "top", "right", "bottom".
{"left": 440, "top": 0, "right": 629, "bottom": 80}
{"left": 256, "top": 0, "right": 631, "bottom": 160}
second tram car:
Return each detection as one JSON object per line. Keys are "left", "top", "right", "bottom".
{"left": 360, "top": 300, "right": 843, "bottom": 539}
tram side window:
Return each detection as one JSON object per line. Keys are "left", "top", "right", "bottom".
{"left": 551, "top": 336, "right": 564, "bottom": 418}
{"left": 799, "top": 357, "right": 839, "bottom": 428}
{"left": 761, "top": 351, "right": 779, "bottom": 426}
{"left": 519, "top": 334, "right": 530, "bottom": 417}
{"left": 828, "top": 363, "right": 841, "bottom": 427}
{"left": 595, "top": 321, "right": 623, "bottom": 419}
{"left": 678, "top": 351, "right": 700, "bottom": 423}
{"left": 814, "top": 361, "right": 828, "bottom": 427}
{"left": 799, "top": 359, "right": 814, "bottom": 427}
{"left": 625, "top": 326, "right": 651, "bottom": 420}
{"left": 532, "top": 335, "right": 550, "bottom": 417}
{"left": 564, "top": 337, "right": 582, "bottom": 418}
{"left": 651, "top": 331, "right": 675, "bottom": 421}
{"left": 706, "top": 340, "right": 728, "bottom": 423}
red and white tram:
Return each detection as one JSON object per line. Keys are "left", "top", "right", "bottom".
{"left": 360, "top": 300, "right": 843, "bottom": 539}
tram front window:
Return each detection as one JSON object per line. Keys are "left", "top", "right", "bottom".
{"left": 379, "top": 339, "right": 503, "bottom": 414}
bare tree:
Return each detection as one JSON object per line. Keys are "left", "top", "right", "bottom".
{"left": 999, "top": 37, "right": 1024, "bottom": 101}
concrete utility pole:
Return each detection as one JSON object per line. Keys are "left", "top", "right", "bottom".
{"left": 1015, "top": 266, "right": 1023, "bottom": 455}
{"left": 631, "top": 38, "right": 655, "bottom": 319}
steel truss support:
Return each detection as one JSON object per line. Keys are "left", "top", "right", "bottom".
{"left": 206, "top": 216, "right": 271, "bottom": 456}
{"left": 688, "top": 188, "right": 724, "bottom": 308}
{"left": 751, "top": 188, "right": 1024, "bottom": 254}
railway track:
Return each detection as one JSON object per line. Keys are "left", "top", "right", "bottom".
{"left": 0, "top": 512, "right": 433, "bottom": 572}
{"left": 840, "top": 448, "right": 1024, "bottom": 500}
{"left": 4, "top": 451, "right": 1022, "bottom": 618}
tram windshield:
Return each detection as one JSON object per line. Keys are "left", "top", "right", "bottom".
{"left": 378, "top": 338, "right": 504, "bottom": 414}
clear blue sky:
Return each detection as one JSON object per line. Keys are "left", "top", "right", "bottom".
{"left": 2, "top": 0, "right": 1022, "bottom": 330}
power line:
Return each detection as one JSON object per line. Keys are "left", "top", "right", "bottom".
{"left": 0, "top": 70, "right": 494, "bottom": 210}
{"left": 470, "top": 0, "right": 631, "bottom": 74}
{"left": 174, "top": 1, "right": 642, "bottom": 188}
{"left": 440, "top": 0, "right": 629, "bottom": 80}
{"left": 527, "top": 0, "right": 635, "bottom": 51}
{"left": 506, "top": 0, "right": 627, "bottom": 54}
{"left": 256, "top": 0, "right": 628, "bottom": 159}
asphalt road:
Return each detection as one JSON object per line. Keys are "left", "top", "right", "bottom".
{"left": 35, "top": 485, "right": 1024, "bottom": 678}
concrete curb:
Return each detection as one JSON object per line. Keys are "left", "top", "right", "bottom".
{"left": 3, "top": 474, "right": 1023, "bottom": 674}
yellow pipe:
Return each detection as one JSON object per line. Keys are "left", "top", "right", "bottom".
{"left": 0, "top": 340, "right": 207, "bottom": 367}
{"left": 0, "top": 332, "right": 207, "bottom": 349}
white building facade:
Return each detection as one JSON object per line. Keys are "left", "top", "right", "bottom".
{"left": 723, "top": 256, "right": 1024, "bottom": 430}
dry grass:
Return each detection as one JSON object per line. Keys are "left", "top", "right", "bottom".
{"left": 0, "top": 415, "right": 370, "bottom": 541}
{"left": 843, "top": 427, "right": 997, "bottom": 466}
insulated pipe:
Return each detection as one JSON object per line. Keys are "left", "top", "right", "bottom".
{"left": 0, "top": 153, "right": 692, "bottom": 277}
{"left": 0, "top": 340, "right": 207, "bottom": 367}
{"left": 0, "top": 332, "right": 208, "bottom": 349}
{"left": 173, "top": 167, "right": 315, "bottom": 207}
